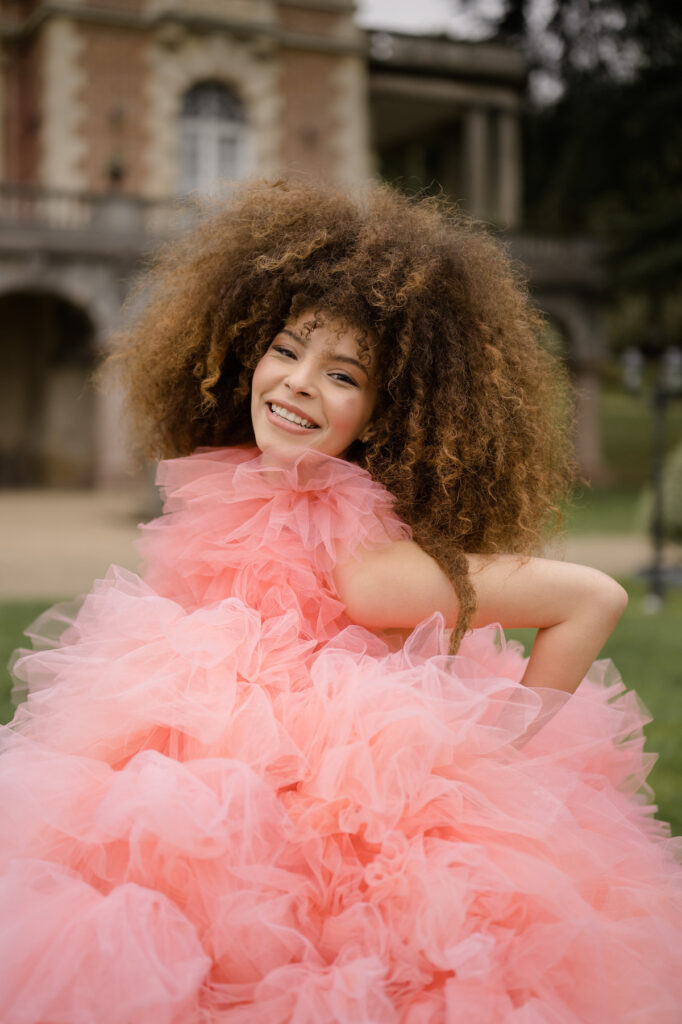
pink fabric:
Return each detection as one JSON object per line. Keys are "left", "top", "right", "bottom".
{"left": 1, "top": 446, "right": 681, "bottom": 1023}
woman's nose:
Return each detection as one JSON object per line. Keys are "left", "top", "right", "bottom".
{"left": 285, "top": 359, "right": 317, "bottom": 395}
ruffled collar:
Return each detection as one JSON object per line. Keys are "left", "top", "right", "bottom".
{"left": 233, "top": 445, "right": 376, "bottom": 495}
{"left": 144, "top": 445, "right": 410, "bottom": 584}
{"left": 164, "top": 444, "right": 379, "bottom": 499}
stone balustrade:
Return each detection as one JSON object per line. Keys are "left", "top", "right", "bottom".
{"left": 0, "top": 183, "right": 191, "bottom": 241}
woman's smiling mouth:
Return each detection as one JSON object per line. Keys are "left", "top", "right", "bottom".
{"left": 266, "top": 401, "right": 320, "bottom": 431}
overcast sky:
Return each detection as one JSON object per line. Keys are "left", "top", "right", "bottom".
{"left": 355, "top": 0, "right": 505, "bottom": 38}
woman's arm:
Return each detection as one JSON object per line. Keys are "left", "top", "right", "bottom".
{"left": 333, "top": 541, "right": 628, "bottom": 693}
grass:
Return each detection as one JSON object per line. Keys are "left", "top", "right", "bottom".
{"left": 0, "top": 601, "right": 51, "bottom": 723}
{"left": 563, "top": 487, "right": 640, "bottom": 535}
{"left": 2, "top": 578, "right": 680, "bottom": 837}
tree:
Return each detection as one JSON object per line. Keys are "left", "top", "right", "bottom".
{"left": 455, "top": 0, "right": 682, "bottom": 349}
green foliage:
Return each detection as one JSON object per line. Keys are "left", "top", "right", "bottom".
{"left": 598, "top": 386, "right": 682, "bottom": 488}
{"left": 516, "top": 0, "right": 682, "bottom": 352}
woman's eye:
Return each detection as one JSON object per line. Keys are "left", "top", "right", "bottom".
{"left": 330, "top": 372, "right": 358, "bottom": 387}
{"left": 272, "top": 345, "right": 296, "bottom": 358}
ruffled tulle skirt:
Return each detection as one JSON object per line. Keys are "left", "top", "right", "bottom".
{"left": 1, "top": 564, "right": 681, "bottom": 1024}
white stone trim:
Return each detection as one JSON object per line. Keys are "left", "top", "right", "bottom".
{"left": 41, "top": 17, "right": 87, "bottom": 190}
{"left": 0, "top": 44, "right": 5, "bottom": 180}
{"left": 145, "top": 0, "right": 276, "bottom": 25}
{"left": 329, "top": 55, "right": 372, "bottom": 184}
{"left": 371, "top": 74, "right": 522, "bottom": 113}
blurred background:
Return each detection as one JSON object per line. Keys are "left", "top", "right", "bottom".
{"left": 0, "top": 0, "right": 680, "bottom": 829}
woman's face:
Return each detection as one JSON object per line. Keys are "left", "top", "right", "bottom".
{"left": 250, "top": 312, "right": 376, "bottom": 459}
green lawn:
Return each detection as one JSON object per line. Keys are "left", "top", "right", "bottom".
{"left": 2, "top": 579, "right": 681, "bottom": 837}
{"left": 563, "top": 487, "right": 640, "bottom": 535}
{"left": 0, "top": 601, "right": 50, "bottom": 723}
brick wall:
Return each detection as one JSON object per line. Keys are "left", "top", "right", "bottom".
{"left": 1, "top": 2, "right": 369, "bottom": 192}
{"left": 81, "top": 0, "right": 145, "bottom": 11}
{"left": 3, "top": 34, "right": 42, "bottom": 182}
{"left": 277, "top": 6, "right": 353, "bottom": 181}
{"left": 279, "top": 6, "right": 347, "bottom": 38}
{"left": 77, "top": 22, "right": 149, "bottom": 194}
{"left": 279, "top": 49, "right": 340, "bottom": 180}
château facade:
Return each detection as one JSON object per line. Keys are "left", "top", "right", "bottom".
{"left": 0, "top": 0, "right": 604, "bottom": 487}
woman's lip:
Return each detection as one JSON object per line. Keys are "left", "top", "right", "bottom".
{"left": 268, "top": 398, "right": 320, "bottom": 425}
{"left": 265, "top": 402, "right": 321, "bottom": 434}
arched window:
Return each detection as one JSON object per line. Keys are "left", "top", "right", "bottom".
{"left": 178, "top": 82, "right": 249, "bottom": 193}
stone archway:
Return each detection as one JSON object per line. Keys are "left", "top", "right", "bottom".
{"left": 0, "top": 290, "right": 96, "bottom": 486}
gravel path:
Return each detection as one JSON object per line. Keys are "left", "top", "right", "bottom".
{"left": 1, "top": 489, "right": 680, "bottom": 601}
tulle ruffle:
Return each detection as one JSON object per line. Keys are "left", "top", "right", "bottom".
{"left": 2, "top": 447, "right": 681, "bottom": 1023}
{"left": 139, "top": 446, "right": 411, "bottom": 618}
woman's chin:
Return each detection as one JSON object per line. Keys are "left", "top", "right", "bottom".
{"left": 254, "top": 433, "right": 321, "bottom": 456}
{"left": 253, "top": 432, "right": 352, "bottom": 461}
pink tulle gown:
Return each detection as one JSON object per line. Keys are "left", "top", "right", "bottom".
{"left": 1, "top": 446, "right": 681, "bottom": 1024}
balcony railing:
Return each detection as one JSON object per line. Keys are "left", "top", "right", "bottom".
{"left": 0, "top": 182, "right": 192, "bottom": 237}
{"left": 0, "top": 182, "right": 603, "bottom": 288}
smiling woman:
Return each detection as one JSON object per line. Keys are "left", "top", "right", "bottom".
{"left": 2, "top": 181, "right": 681, "bottom": 1024}
{"left": 250, "top": 312, "right": 376, "bottom": 458}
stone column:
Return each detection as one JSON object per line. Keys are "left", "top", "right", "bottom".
{"left": 93, "top": 356, "right": 132, "bottom": 488}
{"left": 573, "top": 364, "right": 608, "bottom": 484}
{"left": 41, "top": 17, "right": 87, "bottom": 190}
{"left": 463, "top": 105, "right": 488, "bottom": 219}
{"left": 331, "top": 54, "right": 373, "bottom": 185}
{"left": 497, "top": 109, "right": 521, "bottom": 228}
{"left": 0, "top": 48, "right": 5, "bottom": 180}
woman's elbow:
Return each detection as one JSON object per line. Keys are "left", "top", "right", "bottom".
{"left": 591, "top": 571, "right": 628, "bottom": 627}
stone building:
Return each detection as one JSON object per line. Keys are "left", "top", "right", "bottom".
{"left": 0, "top": 0, "right": 605, "bottom": 487}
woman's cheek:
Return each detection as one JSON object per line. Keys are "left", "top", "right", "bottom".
{"left": 331, "top": 395, "right": 367, "bottom": 435}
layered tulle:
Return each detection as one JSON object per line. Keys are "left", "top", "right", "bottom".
{"left": 1, "top": 446, "right": 681, "bottom": 1023}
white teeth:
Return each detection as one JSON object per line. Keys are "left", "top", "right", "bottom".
{"left": 269, "top": 403, "right": 317, "bottom": 429}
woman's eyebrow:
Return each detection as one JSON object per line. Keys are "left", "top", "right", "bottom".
{"left": 281, "top": 327, "right": 307, "bottom": 346}
{"left": 280, "top": 327, "right": 368, "bottom": 374}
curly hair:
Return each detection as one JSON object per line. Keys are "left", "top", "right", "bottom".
{"left": 107, "top": 179, "right": 575, "bottom": 649}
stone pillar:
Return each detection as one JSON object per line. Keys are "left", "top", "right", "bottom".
{"left": 93, "top": 357, "right": 132, "bottom": 488}
{"left": 463, "top": 106, "right": 488, "bottom": 219}
{"left": 330, "top": 54, "right": 373, "bottom": 185}
{"left": 497, "top": 109, "right": 521, "bottom": 228}
{"left": 41, "top": 17, "right": 87, "bottom": 190}
{"left": 0, "top": 47, "right": 5, "bottom": 180}
{"left": 573, "top": 365, "right": 607, "bottom": 484}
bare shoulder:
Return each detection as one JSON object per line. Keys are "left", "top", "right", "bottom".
{"left": 333, "top": 543, "right": 628, "bottom": 633}
{"left": 333, "top": 539, "right": 439, "bottom": 592}
{"left": 333, "top": 540, "right": 459, "bottom": 630}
